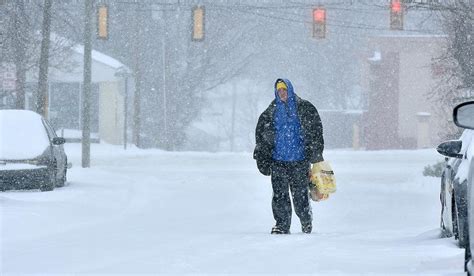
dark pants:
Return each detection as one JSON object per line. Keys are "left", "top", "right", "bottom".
{"left": 271, "top": 160, "right": 312, "bottom": 231}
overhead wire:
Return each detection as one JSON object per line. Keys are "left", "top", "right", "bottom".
{"left": 18, "top": 1, "right": 442, "bottom": 37}
{"left": 205, "top": 3, "right": 440, "bottom": 35}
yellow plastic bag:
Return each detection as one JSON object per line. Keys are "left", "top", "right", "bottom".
{"left": 309, "top": 161, "right": 336, "bottom": 202}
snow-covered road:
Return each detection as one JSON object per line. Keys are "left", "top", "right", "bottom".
{"left": 0, "top": 144, "right": 465, "bottom": 274}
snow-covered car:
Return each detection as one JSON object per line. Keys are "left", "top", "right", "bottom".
{"left": 437, "top": 130, "right": 474, "bottom": 248}
{"left": 0, "top": 109, "right": 68, "bottom": 191}
{"left": 440, "top": 101, "right": 474, "bottom": 275}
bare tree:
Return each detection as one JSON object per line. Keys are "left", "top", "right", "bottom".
{"left": 414, "top": 0, "right": 473, "bottom": 90}
{"left": 8, "top": 0, "right": 29, "bottom": 109}
{"left": 2, "top": 1, "right": 76, "bottom": 110}
{"left": 414, "top": 0, "right": 473, "bottom": 139}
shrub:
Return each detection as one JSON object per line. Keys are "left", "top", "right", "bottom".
{"left": 423, "top": 160, "right": 445, "bottom": 177}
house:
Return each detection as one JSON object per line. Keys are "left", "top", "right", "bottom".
{"left": 361, "top": 35, "right": 448, "bottom": 150}
{"left": 22, "top": 45, "right": 132, "bottom": 145}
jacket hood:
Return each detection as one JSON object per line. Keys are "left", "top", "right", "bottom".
{"left": 274, "top": 79, "right": 295, "bottom": 103}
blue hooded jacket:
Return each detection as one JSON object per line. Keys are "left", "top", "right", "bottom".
{"left": 272, "top": 79, "right": 305, "bottom": 162}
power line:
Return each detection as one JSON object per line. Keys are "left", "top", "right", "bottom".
{"left": 207, "top": 3, "right": 439, "bottom": 34}
{"left": 25, "top": 1, "right": 441, "bottom": 37}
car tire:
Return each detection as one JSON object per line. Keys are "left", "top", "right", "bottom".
{"left": 56, "top": 166, "right": 67, "bottom": 188}
{"left": 40, "top": 167, "right": 56, "bottom": 192}
{"left": 441, "top": 182, "right": 454, "bottom": 238}
{"left": 466, "top": 247, "right": 471, "bottom": 273}
{"left": 453, "top": 196, "right": 460, "bottom": 240}
{"left": 456, "top": 199, "right": 469, "bottom": 248}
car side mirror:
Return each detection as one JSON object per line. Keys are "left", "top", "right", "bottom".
{"left": 454, "top": 101, "right": 474, "bottom": 129}
{"left": 437, "top": 140, "right": 463, "bottom": 159}
{"left": 52, "top": 137, "right": 66, "bottom": 145}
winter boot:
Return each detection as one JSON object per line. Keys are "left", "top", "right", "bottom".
{"left": 302, "top": 223, "right": 312, "bottom": 234}
{"left": 271, "top": 226, "right": 290, "bottom": 234}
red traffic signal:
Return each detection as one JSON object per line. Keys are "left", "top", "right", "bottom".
{"left": 392, "top": 0, "right": 402, "bottom": 13}
{"left": 390, "top": 0, "right": 403, "bottom": 30}
{"left": 312, "top": 7, "right": 326, "bottom": 39}
{"left": 313, "top": 8, "right": 326, "bottom": 23}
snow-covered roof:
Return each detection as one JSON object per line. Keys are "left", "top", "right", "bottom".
{"left": 368, "top": 51, "right": 381, "bottom": 61}
{"left": 73, "top": 45, "right": 127, "bottom": 70}
{"left": 50, "top": 32, "right": 131, "bottom": 72}
{"left": 38, "top": 33, "right": 133, "bottom": 83}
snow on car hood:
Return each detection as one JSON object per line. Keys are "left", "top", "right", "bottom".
{"left": 0, "top": 110, "right": 50, "bottom": 160}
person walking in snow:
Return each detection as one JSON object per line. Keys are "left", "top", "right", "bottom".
{"left": 253, "top": 79, "right": 324, "bottom": 234}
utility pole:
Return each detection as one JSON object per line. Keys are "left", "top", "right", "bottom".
{"left": 133, "top": 1, "right": 142, "bottom": 148}
{"left": 37, "top": 0, "right": 53, "bottom": 117}
{"left": 123, "top": 74, "right": 129, "bottom": 150}
{"left": 13, "top": 0, "right": 26, "bottom": 109}
{"left": 161, "top": 8, "right": 168, "bottom": 150}
{"left": 230, "top": 82, "right": 237, "bottom": 152}
{"left": 82, "top": 0, "right": 93, "bottom": 168}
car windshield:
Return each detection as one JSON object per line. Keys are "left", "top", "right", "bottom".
{"left": 0, "top": 110, "right": 50, "bottom": 160}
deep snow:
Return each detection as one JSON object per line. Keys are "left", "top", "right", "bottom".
{"left": 0, "top": 144, "right": 466, "bottom": 274}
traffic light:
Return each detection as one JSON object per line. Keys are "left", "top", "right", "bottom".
{"left": 390, "top": 0, "right": 403, "bottom": 30}
{"left": 97, "top": 4, "right": 108, "bottom": 40}
{"left": 192, "top": 6, "right": 205, "bottom": 41}
{"left": 312, "top": 7, "right": 326, "bottom": 39}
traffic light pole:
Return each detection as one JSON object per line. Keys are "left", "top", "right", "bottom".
{"left": 82, "top": 0, "right": 93, "bottom": 168}
{"left": 161, "top": 9, "right": 168, "bottom": 150}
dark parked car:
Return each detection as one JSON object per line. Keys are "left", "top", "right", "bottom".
{"left": 450, "top": 101, "right": 474, "bottom": 275}
{"left": 438, "top": 130, "right": 473, "bottom": 248}
{"left": 0, "top": 109, "right": 68, "bottom": 191}
{"left": 436, "top": 101, "right": 474, "bottom": 275}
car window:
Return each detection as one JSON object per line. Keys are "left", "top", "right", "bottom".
{"left": 42, "top": 119, "right": 58, "bottom": 140}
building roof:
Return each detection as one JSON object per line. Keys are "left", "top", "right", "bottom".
{"left": 73, "top": 45, "right": 128, "bottom": 71}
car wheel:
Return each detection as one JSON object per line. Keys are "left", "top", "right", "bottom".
{"left": 441, "top": 209, "right": 454, "bottom": 238}
{"left": 56, "top": 166, "right": 67, "bottom": 188}
{"left": 456, "top": 199, "right": 469, "bottom": 248}
{"left": 466, "top": 247, "right": 471, "bottom": 273}
{"left": 441, "top": 182, "right": 454, "bottom": 238}
{"left": 453, "top": 196, "right": 459, "bottom": 240}
{"left": 40, "top": 167, "right": 56, "bottom": 192}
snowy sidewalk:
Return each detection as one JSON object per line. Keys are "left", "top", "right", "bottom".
{"left": 0, "top": 144, "right": 465, "bottom": 274}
